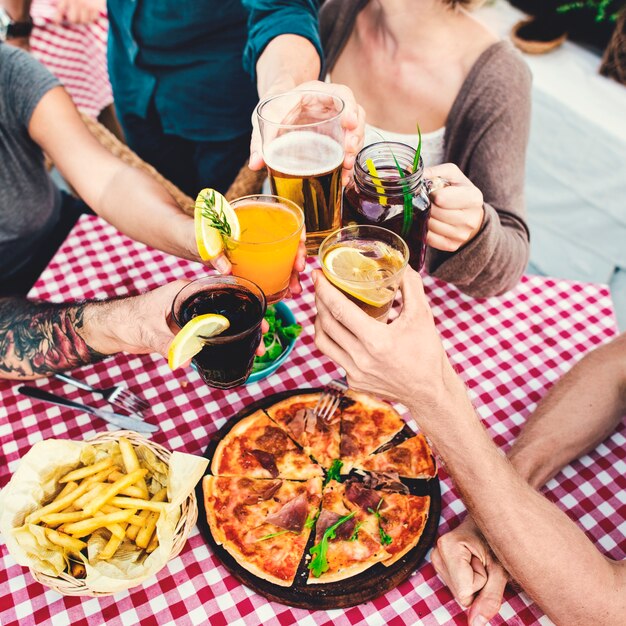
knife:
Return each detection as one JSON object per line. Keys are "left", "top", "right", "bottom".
{"left": 18, "top": 386, "right": 158, "bottom": 434}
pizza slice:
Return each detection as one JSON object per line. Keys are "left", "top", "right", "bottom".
{"left": 339, "top": 391, "right": 405, "bottom": 470}
{"left": 354, "top": 434, "right": 437, "bottom": 479}
{"left": 204, "top": 475, "right": 323, "bottom": 586}
{"left": 306, "top": 480, "right": 389, "bottom": 584}
{"left": 342, "top": 478, "right": 430, "bottom": 567}
{"left": 211, "top": 410, "right": 323, "bottom": 479}
{"left": 265, "top": 393, "right": 341, "bottom": 468}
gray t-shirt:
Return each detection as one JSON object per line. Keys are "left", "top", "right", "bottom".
{"left": 0, "top": 43, "right": 61, "bottom": 278}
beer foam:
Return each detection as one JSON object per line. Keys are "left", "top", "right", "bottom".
{"left": 264, "top": 131, "right": 344, "bottom": 176}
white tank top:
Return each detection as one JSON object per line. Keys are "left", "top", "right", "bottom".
{"left": 364, "top": 123, "right": 446, "bottom": 169}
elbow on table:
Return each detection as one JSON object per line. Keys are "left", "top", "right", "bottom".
{"left": 428, "top": 220, "right": 530, "bottom": 299}
{"left": 449, "top": 248, "right": 529, "bottom": 299}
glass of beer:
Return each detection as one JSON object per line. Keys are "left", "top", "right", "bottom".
{"left": 319, "top": 225, "right": 409, "bottom": 322}
{"left": 225, "top": 194, "right": 304, "bottom": 304}
{"left": 257, "top": 90, "right": 345, "bottom": 255}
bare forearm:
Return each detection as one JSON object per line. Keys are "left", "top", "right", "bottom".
{"left": 29, "top": 88, "right": 196, "bottom": 263}
{"left": 508, "top": 333, "right": 626, "bottom": 488}
{"left": 256, "top": 34, "right": 320, "bottom": 98}
{"left": 93, "top": 166, "right": 195, "bottom": 261}
{"left": 1, "top": 0, "right": 31, "bottom": 20}
{"left": 0, "top": 298, "right": 110, "bottom": 379}
{"left": 410, "top": 374, "right": 626, "bottom": 624}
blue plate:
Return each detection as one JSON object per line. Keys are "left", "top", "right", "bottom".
{"left": 246, "top": 301, "right": 298, "bottom": 384}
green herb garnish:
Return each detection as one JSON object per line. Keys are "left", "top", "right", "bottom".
{"left": 304, "top": 512, "right": 318, "bottom": 529}
{"left": 252, "top": 305, "right": 302, "bottom": 373}
{"left": 389, "top": 151, "right": 413, "bottom": 238}
{"left": 412, "top": 122, "right": 422, "bottom": 173}
{"left": 324, "top": 459, "right": 343, "bottom": 486}
{"left": 348, "top": 521, "right": 363, "bottom": 542}
{"left": 368, "top": 499, "right": 393, "bottom": 546}
{"left": 201, "top": 190, "right": 232, "bottom": 238}
{"left": 257, "top": 529, "right": 293, "bottom": 541}
{"left": 308, "top": 511, "right": 356, "bottom": 577}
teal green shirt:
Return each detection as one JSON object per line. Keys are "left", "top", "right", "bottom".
{"left": 107, "top": 0, "right": 322, "bottom": 141}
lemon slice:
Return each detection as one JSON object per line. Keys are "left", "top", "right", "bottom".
{"left": 168, "top": 314, "right": 230, "bottom": 370}
{"left": 194, "top": 188, "right": 241, "bottom": 261}
{"left": 322, "top": 246, "right": 396, "bottom": 308}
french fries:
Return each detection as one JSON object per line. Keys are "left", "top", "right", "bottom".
{"left": 24, "top": 439, "right": 172, "bottom": 574}
{"left": 83, "top": 469, "right": 148, "bottom": 516}
{"left": 44, "top": 528, "right": 87, "bottom": 555}
{"left": 59, "top": 458, "right": 114, "bottom": 483}
{"left": 119, "top": 437, "right": 149, "bottom": 499}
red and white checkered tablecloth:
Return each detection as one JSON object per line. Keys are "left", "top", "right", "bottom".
{"left": 29, "top": 0, "right": 111, "bottom": 118}
{"left": 1, "top": 215, "right": 624, "bottom": 626}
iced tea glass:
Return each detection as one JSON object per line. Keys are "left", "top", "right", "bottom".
{"left": 171, "top": 276, "right": 266, "bottom": 389}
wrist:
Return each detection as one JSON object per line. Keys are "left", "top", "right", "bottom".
{"left": 80, "top": 298, "right": 136, "bottom": 356}
{"left": 261, "top": 76, "right": 298, "bottom": 99}
{"left": 406, "top": 362, "right": 478, "bottom": 443}
{"left": 405, "top": 357, "right": 467, "bottom": 414}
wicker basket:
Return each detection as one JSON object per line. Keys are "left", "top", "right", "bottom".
{"left": 511, "top": 18, "right": 568, "bottom": 54}
{"left": 30, "top": 430, "right": 198, "bottom": 597}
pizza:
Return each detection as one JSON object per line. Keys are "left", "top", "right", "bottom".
{"left": 204, "top": 475, "right": 323, "bottom": 586}
{"left": 339, "top": 391, "right": 406, "bottom": 470}
{"left": 307, "top": 480, "right": 389, "bottom": 584}
{"left": 353, "top": 434, "right": 437, "bottom": 479}
{"left": 204, "top": 390, "right": 436, "bottom": 589}
{"left": 210, "top": 410, "right": 323, "bottom": 480}
{"left": 266, "top": 393, "right": 341, "bottom": 467}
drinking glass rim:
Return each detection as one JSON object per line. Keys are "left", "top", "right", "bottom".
{"left": 256, "top": 90, "right": 345, "bottom": 129}
{"left": 225, "top": 194, "right": 305, "bottom": 246}
{"left": 171, "top": 276, "right": 267, "bottom": 340}
{"left": 319, "top": 225, "right": 410, "bottom": 284}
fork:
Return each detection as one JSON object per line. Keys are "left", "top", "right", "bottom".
{"left": 312, "top": 378, "right": 349, "bottom": 423}
{"left": 54, "top": 373, "right": 149, "bottom": 417}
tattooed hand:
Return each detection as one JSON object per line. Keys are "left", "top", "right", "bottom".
{"left": 0, "top": 281, "right": 189, "bottom": 380}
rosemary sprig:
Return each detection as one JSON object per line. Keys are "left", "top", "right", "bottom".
{"left": 201, "top": 190, "right": 232, "bottom": 238}
{"left": 368, "top": 499, "right": 393, "bottom": 546}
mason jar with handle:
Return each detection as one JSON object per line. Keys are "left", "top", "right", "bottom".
{"left": 342, "top": 141, "right": 446, "bottom": 271}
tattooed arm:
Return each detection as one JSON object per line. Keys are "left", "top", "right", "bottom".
{"left": 0, "top": 281, "right": 187, "bottom": 379}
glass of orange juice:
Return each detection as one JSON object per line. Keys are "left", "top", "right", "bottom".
{"left": 225, "top": 194, "right": 304, "bottom": 303}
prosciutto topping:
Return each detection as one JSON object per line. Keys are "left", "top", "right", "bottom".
{"left": 340, "top": 434, "right": 360, "bottom": 458}
{"left": 286, "top": 407, "right": 328, "bottom": 438}
{"left": 243, "top": 480, "right": 282, "bottom": 505}
{"left": 304, "top": 409, "right": 318, "bottom": 434}
{"left": 256, "top": 426, "right": 292, "bottom": 454}
{"left": 286, "top": 409, "right": 306, "bottom": 439}
{"left": 362, "top": 471, "right": 409, "bottom": 495}
{"left": 314, "top": 509, "right": 357, "bottom": 542}
{"left": 265, "top": 493, "right": 309, "bottom": 532}
{"left": 344, "top": 480, "right": 384, "bottom": 513}
{"left": 249, "top": 449, "right": 279, "bottom": 478}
